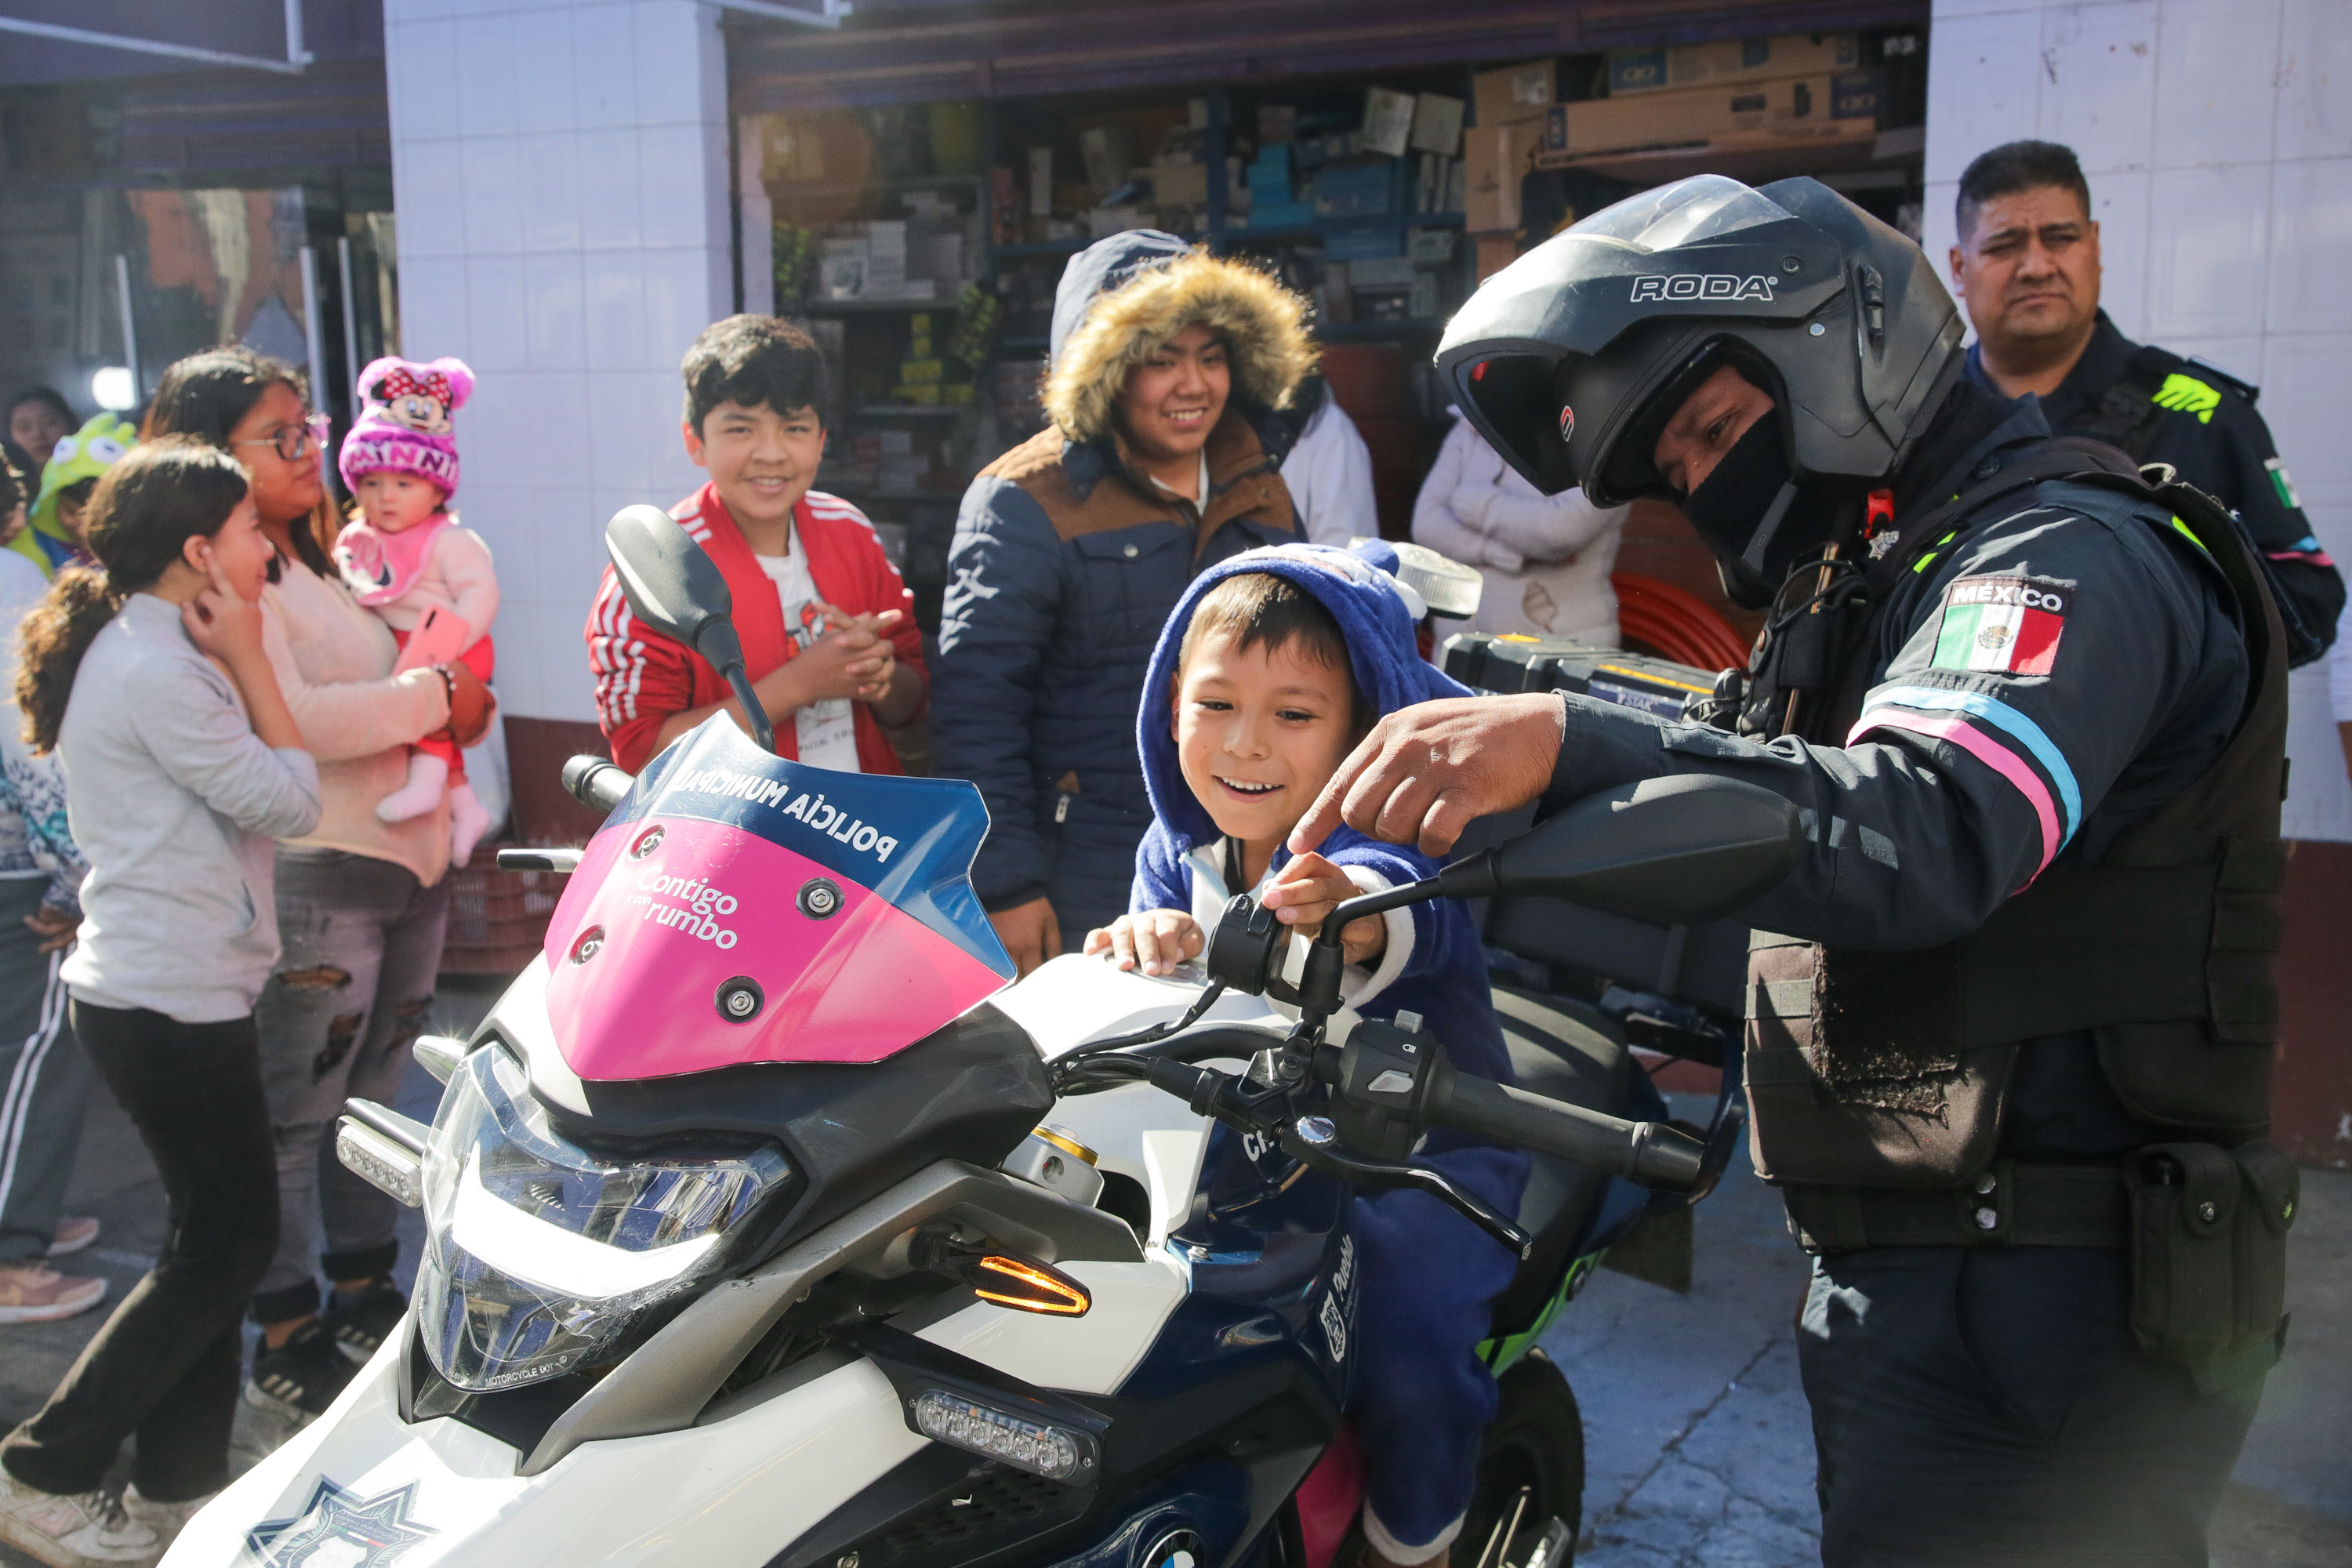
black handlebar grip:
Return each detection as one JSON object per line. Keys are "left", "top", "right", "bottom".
{"left": 563, "top": 755, "right": 633, "bottom": 813}
{"left": 1433, "top": 1073, "right": 1707, "bottom": 1193}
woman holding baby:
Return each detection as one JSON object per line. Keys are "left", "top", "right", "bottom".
{"left": 143, "top": 347, "right": 494, "bottom": 1424}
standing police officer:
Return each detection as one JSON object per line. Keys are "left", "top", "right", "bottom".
{"left": 1951, "top": 140, "right": 2342, "bottom": 660}
{"left": 1290, "top": 175, "right": 2296, "bottom": 1566}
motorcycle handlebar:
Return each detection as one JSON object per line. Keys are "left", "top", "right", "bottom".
{"left": 1427, "top": 1070, "right": 1706, "bottom": 1193}
{"left": 564, "top": 755, "right": 633, "bottom": 814}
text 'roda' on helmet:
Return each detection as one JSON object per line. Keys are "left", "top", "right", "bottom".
{"left": 1435, "top": 175, "right": 1966, "bottom": 507}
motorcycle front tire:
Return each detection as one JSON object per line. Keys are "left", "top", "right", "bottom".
{"left": 1460, "top": 1348, "right": 1584, "bottom": 1567}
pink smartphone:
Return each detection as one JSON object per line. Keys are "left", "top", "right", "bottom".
{"left": 392, "top": 605, "right": 471, "bottom": 673}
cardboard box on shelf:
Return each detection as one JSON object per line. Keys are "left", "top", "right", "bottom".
{"left": 1152, "top": 159, "right": 1208, "bottom": 206}
{"left": 1028, "top": 147, "right": 1052, "bottom": 217}
{"left": 1080, "top": 125, "right": 1140, "bottom": 194}
{"left": 1362, "top": 87, "right": 1416, "bottom": 158}
{"left": 1463, "top": 120, "right": 1534, "bottom": 234}
{"left": 1475, "top": 233, "right": 1517, "bottom": 281}
{"left": 1544, "top": 71, "right": 1881, "bottom": 158}
{"left": 1473, "top": 60, "right": 1555, "bottom": 128}
{"left": 1087, "top": 205, "right": 1149, "bottom": 239}
{"left": 1535, "top": 114, "right": 1878, "bottom": 176}
{"left": 1606, "top": 31, "right": 1860, "bottom": 96}
{"left": 1313, "top": 158, "right": 1400, "bottom": 217}
{"left": 1410, "top": 93, "right": 1465, "bottom": 157}
{"left": 1326, "top": 226, "right": 1403, "bottom": 261}
{"left": 1406, "top": 226, "right": 1457, "bottom": 264}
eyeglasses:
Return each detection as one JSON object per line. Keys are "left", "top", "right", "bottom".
{"left": 234, "top": 412, "right": 332, "bottom": 463}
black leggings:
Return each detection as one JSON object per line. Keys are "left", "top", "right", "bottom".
{"left": 0, "top": 1003, "right": 278, "bottom": 1503}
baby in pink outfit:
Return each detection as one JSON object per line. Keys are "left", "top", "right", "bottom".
{"left": 333, "top": 355, "right": 499, "bottom": 863}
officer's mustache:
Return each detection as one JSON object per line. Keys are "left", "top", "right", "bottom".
{"left": 1680, "top": 410, "right": 1812, "bottom": 609}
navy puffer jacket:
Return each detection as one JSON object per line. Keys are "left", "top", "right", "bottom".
{"left": 933, "top": 231, "right": 1316, "bottom": 942}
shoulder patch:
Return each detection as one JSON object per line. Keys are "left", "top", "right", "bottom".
{"left": 2151, "top": 372, "right": 2222, "bottom": 424}
{"left": 1932, "top": 575, "right": 2069, "bottom": 676}
{"left": 2265, "top": 456, "right": 2301, "bottom": 510}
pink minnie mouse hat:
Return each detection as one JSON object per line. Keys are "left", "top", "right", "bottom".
{"left": 337, "top": 354, "right": 475, "bottom": 498}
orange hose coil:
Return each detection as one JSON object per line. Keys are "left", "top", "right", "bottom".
{"left": 1610, "top": 573, "right": 1754, "bottom": 674}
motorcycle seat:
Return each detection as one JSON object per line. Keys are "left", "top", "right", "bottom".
{"left": 1485, "top": 985, "right": 1631, "bottom": 1338}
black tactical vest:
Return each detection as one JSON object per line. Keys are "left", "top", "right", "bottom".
{"left": 1743, "top": 440, "right": 2287, "bottom": 1190}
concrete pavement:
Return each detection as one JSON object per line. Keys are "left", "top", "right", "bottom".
{"left": 2, "top": 1003, "right": 2346, "bottom": 1566}
{"left": 1543, "top": 1094, "right": 2352, "bottom": 1568}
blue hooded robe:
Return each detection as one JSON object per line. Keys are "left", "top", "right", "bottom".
{"left": 1131, "top": 539, "right": 1531, "bottom": 1557}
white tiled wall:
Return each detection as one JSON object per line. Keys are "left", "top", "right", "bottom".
{"left": 1926, "top": 0, "right": 2352, "bottom": 839}
{"left": 386, "top": 0, "right": 731, "bottom": 724}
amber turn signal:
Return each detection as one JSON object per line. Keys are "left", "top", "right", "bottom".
{"left": 971, "top": 1254, "right": 1091, "bottom": 1316}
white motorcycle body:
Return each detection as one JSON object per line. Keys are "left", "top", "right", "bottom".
{"left": 168, "top": 956, "right": 1316, "bottom": 1567}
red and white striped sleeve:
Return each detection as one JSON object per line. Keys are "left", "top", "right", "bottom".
{"left": 584, "top": 562, "right": 695, "bottom": 773}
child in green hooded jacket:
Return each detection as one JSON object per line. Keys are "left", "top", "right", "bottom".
{"left": 8, "top": 414, "right": 135, "bottom": 579}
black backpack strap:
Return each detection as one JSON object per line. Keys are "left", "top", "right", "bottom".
{"left": 2067, "top": 347, "right": 2180, "bottom": 460}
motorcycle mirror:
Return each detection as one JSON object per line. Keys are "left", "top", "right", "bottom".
{"left": 604, "top": 504, "right": 736, "bottom": 662}
{"left": 1485, "top": 775, "right": 1800, "bottom": 925}
{"left": 602, "top": 505, "right": 774, "bottom": 753}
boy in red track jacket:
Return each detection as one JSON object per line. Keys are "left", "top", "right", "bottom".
{"left": 586, "top": 316, "right": 926, "bottom": 775}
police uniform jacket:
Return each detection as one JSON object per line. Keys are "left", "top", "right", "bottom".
{"left": 1965, "top": 310, "right": 2341, "bottom": 658}
{"left": 1541, "top": 385, "right": 2259, "bottom": 1172}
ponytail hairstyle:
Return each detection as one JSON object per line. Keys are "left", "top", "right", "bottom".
{"left": 143, "top": 345, "right": 335, "bottom": 576}
{"left": 15, "top": 437, "right": 251, "bottom": 753}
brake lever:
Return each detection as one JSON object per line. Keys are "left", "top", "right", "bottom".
{"left": 1279, "top": 1122, "right": 1533, "bottom": 1259}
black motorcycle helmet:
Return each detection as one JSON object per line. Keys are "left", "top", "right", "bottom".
{"left": 1436, "top": 175, "right": 1965, "bottom": 508}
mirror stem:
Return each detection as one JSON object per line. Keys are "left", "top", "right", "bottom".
{"left": 724, "top": 662, "right": 776, "bottom": 754}
{"left": 1317, "top": 876, "right": 1443, "bottom": 953}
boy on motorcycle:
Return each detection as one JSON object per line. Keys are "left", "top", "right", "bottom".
{"left": 1084, "top": 541, "right": 1528, "bottom": 1568}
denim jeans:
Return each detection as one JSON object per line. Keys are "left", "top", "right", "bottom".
{"left": 249, "top": 848, "right": 449, "bottom": 1323}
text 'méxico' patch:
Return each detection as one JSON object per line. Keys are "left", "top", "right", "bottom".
{"left": 1932, "top": 575, "right": 2069, "bottom": 675}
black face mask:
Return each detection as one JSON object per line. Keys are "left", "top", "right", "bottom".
{"left": 1680, "top": 409, "right": 1815, "bottom": 609}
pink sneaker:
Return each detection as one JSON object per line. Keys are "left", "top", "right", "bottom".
{"left": 0, "top": 1262, "right": 107, "bottom": 1324}
{"left": 47, "top": 1217, "right": 100, "bottom": 1258}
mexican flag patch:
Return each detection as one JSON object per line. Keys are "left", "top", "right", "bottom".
{"left": 1932, "top": 575, "right": 2069, "bottom": 675}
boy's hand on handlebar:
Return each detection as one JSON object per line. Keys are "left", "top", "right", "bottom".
{"left": 1083, "top": 909, "right": 1203, "bottom": 977}
{"left": 1288, "top": 693, "right": 1566, "bottom": 858}
{"left": 1261, "top": 851, "right": 1385, "bottom": 966}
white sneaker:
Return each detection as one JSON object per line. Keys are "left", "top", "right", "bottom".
{"left": 0, "top": 1468, "right": 158, "bottom": 1566}
{"left": 122, "top": 1485, "right": 214, "bottom": 1554}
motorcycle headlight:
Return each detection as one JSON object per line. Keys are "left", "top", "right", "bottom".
{"left": 415, "top": 1045, "right": 792, "bottom": 1392}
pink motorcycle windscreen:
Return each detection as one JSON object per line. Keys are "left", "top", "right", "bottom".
{"left": 541, "top": 717, "right": 1015, "bottom": 1079}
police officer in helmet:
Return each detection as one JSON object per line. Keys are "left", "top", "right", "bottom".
{"left": 1952, "top": 139, "right": 2342, "bottom": 662}
{"left": 1289, "top": 174, "right": 2294, "bottom": 1566}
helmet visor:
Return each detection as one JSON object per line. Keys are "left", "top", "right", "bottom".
{"left": 1569, "top": 175, "right": 1801, "bottom": 252}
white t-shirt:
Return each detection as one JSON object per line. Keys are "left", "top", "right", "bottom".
{"left": 753, "top": 527, "right": 860, "bottom": 773}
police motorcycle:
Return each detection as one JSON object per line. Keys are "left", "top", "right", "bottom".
{"left": 162, "top": 507, "right": 1795, "bottom": 1568}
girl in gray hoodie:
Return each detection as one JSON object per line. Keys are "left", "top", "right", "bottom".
{"left": 0, "top": 438, "right": 319, "bottom": 1568}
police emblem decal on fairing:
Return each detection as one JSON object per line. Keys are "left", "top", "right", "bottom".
{"left": 1932, "top": 575, "right": 2069, "bottom": 675}
{"left": 243, "top": 1478, "right": 435, "bottom": 1566}
{"left": 1319, "top": 1234, "right": 1357, "bottom": 1363}
{"left": 1630, "top": 274, "right": 1779, "bottom": 303}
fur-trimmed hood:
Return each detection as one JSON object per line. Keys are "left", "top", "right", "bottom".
{"left": 1043, "top": 230, "right": 1318, "bottom": 446}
